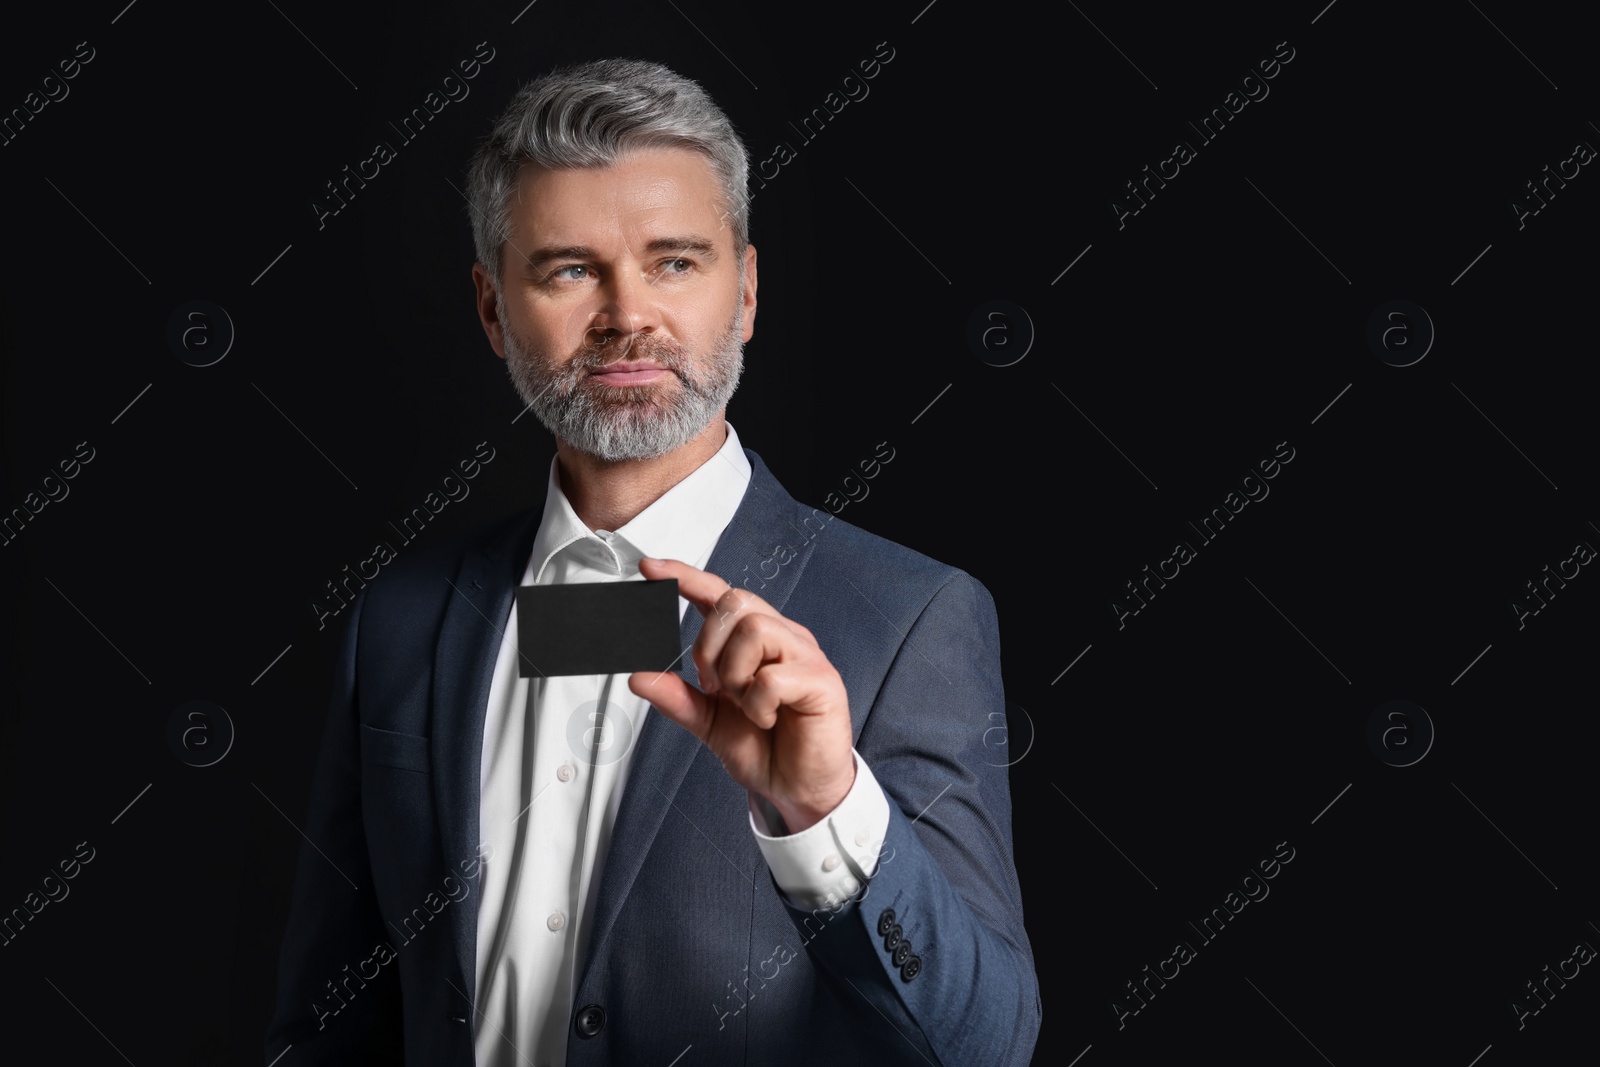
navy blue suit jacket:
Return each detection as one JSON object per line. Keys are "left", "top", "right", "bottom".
{"left": 266, "top": 447, "right": 1041, "bottom": 1065}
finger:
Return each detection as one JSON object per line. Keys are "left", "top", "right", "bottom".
{"left": 693, "top": 589, "right": 792, "bottom": 695}
{"left": 688, "top": 588, "right": 761, "bottom": 697}
{"left": 638, "top": 557, "right": 770, "bottom": 623}
{"left": 740, "top": 662, "right": 840, "bottom": 729}
{"left": 713, "top": 614, "right": 796, "bottom": 718}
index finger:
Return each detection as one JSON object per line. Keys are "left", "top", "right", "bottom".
{"left": 638, "top": 556, "right": 765, "bottom": 623}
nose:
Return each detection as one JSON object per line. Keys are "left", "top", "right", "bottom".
{"left": 588, "top": 268, "right": 662, "bottom": 355}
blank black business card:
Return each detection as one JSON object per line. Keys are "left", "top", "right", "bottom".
{"left": 517, "top": 579, "right": 681, "bottom": 678}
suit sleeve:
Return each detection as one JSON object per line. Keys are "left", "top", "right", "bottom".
{"left": 263, "top": 587, "right": 405, "bottom": 1065}
{"left": 776, "top": 570, "right": 1041, "bottom": 1066}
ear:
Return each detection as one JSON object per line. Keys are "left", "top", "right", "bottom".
{"left": 471, "top": 261, "right": 508, "bottom": 360}
{"left": 740, "top": 244, "right": 758, "bottom": 342}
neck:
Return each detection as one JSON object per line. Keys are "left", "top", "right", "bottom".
{"left": 555, "top": 416, "right": 728, "bottom": 532}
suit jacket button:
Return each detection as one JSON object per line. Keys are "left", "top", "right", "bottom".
{"left": 575, "top": 1004, "right": 606, "bottom": 1037}
{"left": 892, "top": 941, "right": 912, "bottom": 968}
{"left": 883, "top": 923, "right": 903, "bottom": 951}
{"left": 877, "top": 908, "right": 896, "bottom": 936}
{"left": 900, "top": 955, "right": 922, "bottom": 982}
{"left": 448, "top": 1015, "right": 468, "bottom": 1025}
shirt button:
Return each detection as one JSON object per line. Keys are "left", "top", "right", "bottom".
{"left": 547, "top": 912, "right": 565, "bottom": 932}
{"left": 854, "top": 830, "right": 871, "bottom": 847}
{"left": 822, "top": 853, "right": 841, "bottom": 872}
{"left": 557, "top": 763, "right": 575, "bottom": 782}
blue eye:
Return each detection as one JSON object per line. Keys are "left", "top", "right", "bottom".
{"left": 552, "top": 265, "right": 588, "bottom": 281}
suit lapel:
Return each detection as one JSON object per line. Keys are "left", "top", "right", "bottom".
{"left": 578, "top": 449, "right": 817, "bottom": 987}
{"left": 433, "top": 501, "right": 545, "bottom": 1003}
{"left": 431, "top": 447, "right": 820, "bottom": 1005}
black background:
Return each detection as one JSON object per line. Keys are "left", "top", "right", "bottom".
{"left": 2, "top": 1, "right": 1595, "bottom": 1064}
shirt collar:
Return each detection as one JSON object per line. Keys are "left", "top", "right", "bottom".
{"left": 525, "top": 421, "right": 752, "bottom": 584}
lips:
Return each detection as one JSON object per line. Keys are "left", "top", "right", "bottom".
{"left": 588, "top": 361, "right": 670, "bottom": 385}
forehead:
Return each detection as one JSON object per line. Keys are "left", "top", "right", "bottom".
{"left": 508, "top": 146, "right": 729, "bottom": 250}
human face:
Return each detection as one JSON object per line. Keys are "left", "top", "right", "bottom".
{"left": 476, "top": 147, "right": 758, "bottom": 462}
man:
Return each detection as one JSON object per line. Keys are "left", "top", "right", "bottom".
{"left": 266, "top": 58, "right": 1039, "bottom": 1066}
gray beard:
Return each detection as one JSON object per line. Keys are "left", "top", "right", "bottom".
{"left": 500, "top": 294, "right": 744, "bottom": 462}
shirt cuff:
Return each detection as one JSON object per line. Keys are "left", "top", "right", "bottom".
{"left": 747, "top": 750, "right": 892, "bottom": 911}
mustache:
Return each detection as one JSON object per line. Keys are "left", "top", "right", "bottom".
{"left": 576, "top": 335, "right": 688, "bottom": 374}
{"left": 569, "top": 332, "right": 691, "bottom": 376}
{"left": 504, "top": 320, "right": 730, "bottom": 422}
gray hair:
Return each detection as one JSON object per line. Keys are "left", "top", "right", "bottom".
{"left": 464, "top": 58, "right": 751, "bottom": 293}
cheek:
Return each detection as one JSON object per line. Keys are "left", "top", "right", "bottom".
{"left": 508, "top": 302, "right": 580, "bottom": 359}
{"left": 704, "top": 291, "right": 746, "bottom": 341}
{"left": 555, "top": 302, "right": 602, "bottom": 345}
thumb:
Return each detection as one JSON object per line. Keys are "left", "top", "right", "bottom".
{"left": 629, "top": 669, "right": 711, "bottom": 741}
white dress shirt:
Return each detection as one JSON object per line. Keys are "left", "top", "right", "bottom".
{"left": 473, "top": 422, "right": 892, "bottom": 1067}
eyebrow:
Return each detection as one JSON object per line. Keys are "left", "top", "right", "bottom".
{"left": 522, "top": 236, "right": 719, "bottom": 272}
